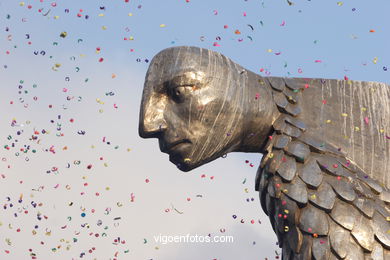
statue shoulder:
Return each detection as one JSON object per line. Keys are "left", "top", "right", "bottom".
{"left": 263, "top": 76, "right": 390, "bottom": 188}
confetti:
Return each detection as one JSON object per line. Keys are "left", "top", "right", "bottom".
{"left": 0, "top": 2, "right": 386, "bottom": 260}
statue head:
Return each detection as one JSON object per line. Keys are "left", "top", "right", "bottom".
{"left": 139, "top": 46, "right": 278, "bottom": 171}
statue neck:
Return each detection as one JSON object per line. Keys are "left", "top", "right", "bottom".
{"left": 237, "top": 72, "right": 281, "bottom": 153}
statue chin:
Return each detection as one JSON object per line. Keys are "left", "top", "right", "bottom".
{"left": 169, "top": 150, "right": 228, "bottom": 172}
{"left": 169, "top": 154, "right": 194, "bottom": 172}
{"left": 175, "top": 162, "right": 193, "bottom": 172}
{"left": 167, "top": 147, "right": 205, "bottom": 171}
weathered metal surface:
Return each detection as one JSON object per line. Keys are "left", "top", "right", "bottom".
{"left": 285, "top": 103, "right": 302, "bottom": 117}
{"left": 273, "top": 91, "right": 289, "bottom": 110}
{"left": 277, "top": 154, "right": 297, "bottom": 181}
{"left": 368, "top": 242, "right": 384, "bottom": 260}
{"left": 265, "top": 193, "right": 274, "bottom": 218}
{"left": 274, "top": 198, "right": 286, "bottom": 234}
{"left": 284, "top": 78, "right": 305, "bottom": 91}
{"left": 268, "top": 150, "right": 285, "bottom": 174}
{"left": 380, "top": 190, "right": 390, "bottom": 203}
{"left": 284, "top": 116, "right": 307, "bottom": 131}
{"left": 282, "top": 123, "right": 302, "bottom": 138}
{"left": 286, "top": 225, "right": 303, "bottom": 254}
{"left": 328, "top": 254, "right": 339, "bottom": 260}
{"left": 372, "top": 211, "right": 390, "bottom": 249}
{"left": 353, "top": 180, "right": 376, "bottom": 200}
{"left": 312, "top": 237, "right": 330, "bottom": 260}
{"left": 273, "top": 116, "right": 288, "bottom": 134}
{"left": 315, "top": 154, "right": 347, "bottom": 177}
{"left": 284, "top": 141, "right": 310, "bottom": 162}
{"left": 299, "top": 205, "right": 329, "bottom": 235}
{"left": 330, "top": 199, "right": 357, "bottom": 230}
{"left": 267, "top": 178, "right": 277, "bottom": 198}
{"left": 308, "top": 181, "right": 336, "bottom": 211}
{"left": 345, "top": 238, "right": 365, "bottom": 260}
{"left": 283, "top": 176, "right": 308, "bottom": 204}
{"left": 357, "top": 171, "right": 384, "bottom": 194}
{"left": 274, "top": 134, "right": 291, "bottom": 149}
{"left": 283, "top": 87, "right": 299, "bottom": 104}
{"left": 298, "top": 132, "right": 345, "bottom": 157}
{"left": 329, "top": 220, "right": 350, "bottom": 258}
{"left": 353, "top": 197, "right": 375, "bottom": 218}
{"left": 326, "top": 176, "right": 356, "bottom": 202}
{"left": 299, "top": 158, "right": 323, "bottom": 188}
{"left": 282, "top": 246, "right": 293, "bottom": 260}
{"left": 268, "top": 77, "right": 286, "bottom": 92}
{"left": 374, "top": 199, "right": 390, "bottom": 219}
{"left": 255, "top": 167, "right": 266, "bottom": 192}
{"left": 351, "top": 215, "right": 375, "bottom": 251}
{"left": 384, "top": 250, "right": 390, "bottom": 260}
{"left": 139, "top": 46, "right": 390, "bottom": 259}
{"left": 280, "top": 194, "right": 300, "bottom": 226}
{"left": 294, "top": 235, "right": 313, "bottom": 260}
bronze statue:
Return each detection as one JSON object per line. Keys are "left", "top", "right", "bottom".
{"left": 139, "top": 46, "right": 390, "bottom": 259}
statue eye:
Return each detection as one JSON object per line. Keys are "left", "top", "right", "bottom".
{"left": 170, "top": 85, "right": 191, "bottom": 103}
{"left": 174, "top": 88, "right": 183, "bottom": 97}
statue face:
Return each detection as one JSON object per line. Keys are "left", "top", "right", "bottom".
{"left": 139, "top": 47, "right": 247, "bottom": 171}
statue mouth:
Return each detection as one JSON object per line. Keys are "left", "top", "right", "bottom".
{"left": 159, "top": 138, "right": 192, "bottom": 154}
{"left": 166, "top": 139, "right": 192, "bottom": 153}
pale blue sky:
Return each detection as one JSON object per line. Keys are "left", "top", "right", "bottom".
{"left": 0, "top": 0, "right": 389, "bottom": 259}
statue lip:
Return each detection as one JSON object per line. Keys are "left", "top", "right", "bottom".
{"left": 165, "top": 139, "right": 191, "bottom": 153}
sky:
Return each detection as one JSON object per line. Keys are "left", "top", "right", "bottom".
{"left": 0, "top": 0, "right": 389, "bottom": 259}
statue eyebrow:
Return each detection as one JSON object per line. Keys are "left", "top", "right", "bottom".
{"left": 169, "top": 74, "right": 204, "bottom": 86}
{"left": 161, "top": 76, "right": 205, "bottom": 93}
{"left": 158, "top": 72, "right": 220, "bottom": 93}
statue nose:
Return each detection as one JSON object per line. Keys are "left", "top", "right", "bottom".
{"left": 139, "top": 96, "right": 167, "bottom": 139}
{"left": 139, "top": 112, "right": 167, "bottom": 138}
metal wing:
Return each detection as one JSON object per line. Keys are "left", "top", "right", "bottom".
{"left": 255, "top": 77, "right": 390, "bottom": 259}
